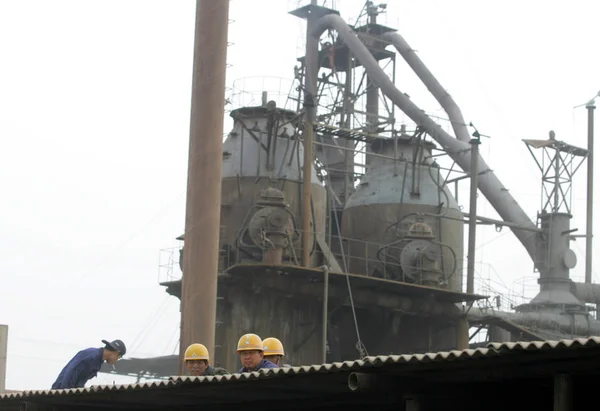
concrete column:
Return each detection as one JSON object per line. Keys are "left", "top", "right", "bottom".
{"left": 455, "top": 316, "right": 469, "bottom": 350}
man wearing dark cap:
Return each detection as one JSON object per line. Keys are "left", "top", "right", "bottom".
{"left": 51, "top": 339, "right": 126, "bottom": 390}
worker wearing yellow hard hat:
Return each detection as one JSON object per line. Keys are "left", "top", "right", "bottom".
{"left": 262, "top": 337, "right": 286, "bottom": 367}
{"left": 184, "top": 343, "right": 229, "bottom": 376}
{"left": 236, "top": 333, "right": 278, "bottom": 372}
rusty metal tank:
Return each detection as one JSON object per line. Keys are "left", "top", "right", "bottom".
{"left": 220, "top": 102, "right": 326, "bottom": 268}
{"left": 341, "top": 136, "right": 464, "bottom": 292}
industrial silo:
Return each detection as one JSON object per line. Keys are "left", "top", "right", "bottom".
{"left": 341, "top": 136, "right": 464, "bottom": 292}
{"left": 213, "top": 102, "right": 329, "bottom": 371}
{"left": 219, "top": 101, "right": 327, "bottom": 269}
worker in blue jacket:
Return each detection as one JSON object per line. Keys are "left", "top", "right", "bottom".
{"left": 51, "top": 339, "right": 126, "bottom": 390}
{"left": 236, "top": 333, "right": 278, "bottom": 373}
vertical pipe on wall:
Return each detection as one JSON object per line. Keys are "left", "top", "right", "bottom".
{"left": 322, "top": 266, "right": 329, "bottom": 363}
{"left": 467, "top": 137, "right": 480, "bottom": 294}
{"left": 585, "top": 101, "right": 595, "bottom": 284}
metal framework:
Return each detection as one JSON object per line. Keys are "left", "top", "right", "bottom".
{"left": 523, "top": 132, "right": 588, "bottom": 215}
{"left": 289, "top": 2, "right": 399, "bottom": 210}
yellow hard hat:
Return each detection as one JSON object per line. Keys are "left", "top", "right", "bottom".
{"left": 236, "top": 333, "right": 263, "bottom": 353}
{"left": 184, "top": 343, "right": 209, "bottom": 361}
{"left": 262, "top": 337, "right": 284, "bottom": 356}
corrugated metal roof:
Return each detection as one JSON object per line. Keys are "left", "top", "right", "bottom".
{"left": 3, "top": 336, "right": 600, "bottom": 401}
{"left": 486, "top": 336, "right": 600, "bottom": 350}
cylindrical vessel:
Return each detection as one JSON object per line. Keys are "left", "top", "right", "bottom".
{"left": 341, "top": 137, "right": 464, "bottom": 292}
{"left": 220, "top": 104, "right": 327, "bottom": 268}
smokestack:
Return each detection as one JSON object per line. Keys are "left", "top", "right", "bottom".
{"left": 179, "top": 0, "right": 230, "bottom": 372}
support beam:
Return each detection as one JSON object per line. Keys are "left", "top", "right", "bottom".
{"left": 467, "top": 137, "right": 480, "bottom": 294}
{"left": 321, "top": 266, "right": 329, "bottom": 363}
{"left": 553, "top": 374, "right": 573, "bottom": 411}
{"left": 586, "top": 101, "right": 595, "bottom": 284}
{"left": 301, "top": 0, "right": 319, "bottom": 267}
{"left": 180, "top": 0, "right": 230, "bottom": 372}
{"left": 456, "top": 315, "right": 469, "bottom": 350}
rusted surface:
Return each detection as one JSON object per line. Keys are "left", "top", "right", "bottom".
{"left": 226, "top": 264, "right": 484, "bottom": 304}
{"left": 219, "top": 178, "right": 326, "bottom": 268}
{"left": 180, "top": 0, "right": 230, "bottom": 372}
{"left": 301, "top": 0, "right": 320, "bottom": 267}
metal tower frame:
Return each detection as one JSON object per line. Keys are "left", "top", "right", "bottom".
{"left": 523, "top": 131, "right": 588, "bottom": 215}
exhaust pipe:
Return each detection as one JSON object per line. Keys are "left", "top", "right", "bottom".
{"left": 348, "top": 372, "right": 398, "bottom": 392}
{"left": 348, "top": 372, "right": 374, "bottom": 392}
{"left": 307, "top": 14, "right": 539, "bottom": 265}
{"left": 381, "top": 31, "right": 470, "bottom": 143}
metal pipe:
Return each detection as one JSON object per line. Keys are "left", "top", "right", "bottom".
{"left": 458, "top": 212, "right": 543, "bottom": 233}
{"left": 571, "top": 281, "right": 600, "bottom": 304}
{"left": 180, "top": 0, "right": 229, "bottom": 373}
{"left": 348, "top": 372, "right": 397, "bottom": 393}
{"left": 348, "top": 372, "right": 382, "bottom": 392}
{"left": 343, "top": 52, "right": 354, "bottom": 206}
{"left": 321, "top": 265, "right": 329, "bottom": 363}
{"left": 382, "top": 32, "right": 471, "bottom": 143}
{"left": 348, "top": 372, "right": 373, "bottom": 392}
{"left": 0, "top": 325, "right": 6, "bottom": 394}
{"left": 308, "top": 15, "right": 539, "bottom": 267}
{"left": 468, "top": 307, "right": 600, "bottom": 336}
{"left": 586, "top": 101, "right": 595, "bottom": 284}
{"left": 301, "top": 0, "right": 319, "bottom": 267}
{"left": 467, "top": 138, "right": 480, "bottom": 294}
{"left": 263, "top": 248, "right": 283, "bottom": 265}
{"left": 366, "top": 9, "right": 378, "bottom": 141}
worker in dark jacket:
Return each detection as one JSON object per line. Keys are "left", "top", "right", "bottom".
{"left": 262, "top": 337, "right": 286, "bottom": 367}
{"left": 236, "top": 333, "right": 278, "bottom": 373}
{"left": 51, "top": 339, "right": 126, "bottom": 390}
{"left": 183, "top": 343, "right": 229, "bottom": 376}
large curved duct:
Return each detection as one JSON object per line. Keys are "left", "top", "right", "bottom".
{"left": 381, "top": 32, "right": 471, "bottom": 144}
{"left": 468, "top": 307, "right": 600, "bottom": 337}
{"left": 571, "top": 282, "right": 600, "bottom": 305}
{"left": 308, "top": 15, "right": 539, "bottom": 266}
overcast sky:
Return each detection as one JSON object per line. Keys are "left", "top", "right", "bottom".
{"left": 1, "top": 0, "right": 598, "bottom": 390}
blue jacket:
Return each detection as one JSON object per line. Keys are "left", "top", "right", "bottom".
{"left": 51, "top": 348, "right": 104, "bottom": 389}
{"left": 238, "top": 359, "right": 278, "bottom": 373}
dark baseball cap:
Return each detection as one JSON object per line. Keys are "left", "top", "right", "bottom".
{"left": 102, "top": 339, "right": 126, "bottom": 356}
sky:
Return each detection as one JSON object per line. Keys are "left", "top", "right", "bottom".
{"left": 0, "top": 0, "right": 599, "bottom": 390}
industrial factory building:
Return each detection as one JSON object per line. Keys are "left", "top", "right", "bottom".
{"left": 100, "top": 0, "right": 600, "bottom": 379}
{"left": 2, "top": 1, "right": 599, "bottom": 410}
